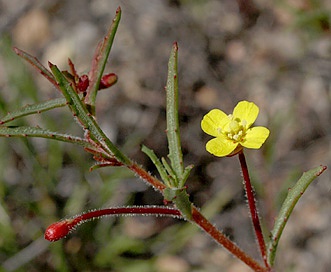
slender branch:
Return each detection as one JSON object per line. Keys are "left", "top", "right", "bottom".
{"left": 45, "top": 206, "right": 181, "bottom": 242}
{"left": 128, "top": 163, "right": 167, "bottom": 192}
{"left": 191, "top": 206, "right": 268, "bottom": 272}
{"left": 128, "top": 162, "right": 267, "bottom": 271}
{"left": 238, "top": 151, "right": 269, "bottom": 269}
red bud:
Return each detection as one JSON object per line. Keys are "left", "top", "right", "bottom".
{"left": 99, "top": 73, "right": 117, "bottom": 90}
{"left": 45, "top": 218, "right": 80, "bottom": 242}
{"left": 77, "top": 74, "right": 89, "bottom": 93}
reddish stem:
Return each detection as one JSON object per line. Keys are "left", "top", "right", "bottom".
{"left": 128, "top": 161, "right": 267, "bottom": 271}
{"left": 191, "top": 206, "right": 268, "bottom": 272}
{"left": 128, "top": 163, "right": 167, "bottom": 192}
{"left": 238, "top": 151, "right": 269, "bottom": 269}
{"left": 45, "top": 206, "right": 181, "bottom": 242}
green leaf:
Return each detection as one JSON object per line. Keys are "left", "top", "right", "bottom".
{"left": 0, "top": 126, "right": 93, "bottom": 148}
{"left": 163, "top": 188, "right": 178, "bottom": 202}
{"left": 0, "top": 98, "right": 67, "bottom": 124}
{"left": 84, "top": 7, "right": 121, "bottom": 113}
{"left": 161, "top": 157, "right": 178, "bottom": 185}
{"left": 173, "top": 189, "right": 192, "bottom": 220}
{"left": 267, "top": 165, "right": 327, "bottom": 266}
{"left": 166, "top": 42, "right": 184, "bottom": 183}
{"left": 49, "top": 63, "right": 130, "bottom": 165}
{"left": 182, "top": 164, "right": 194, "bottom": 185}
{"left": 142, "top": 43, "right": 193, "bottom": 191}
{"left": 141, "top": 145, "right": 171, "bottom": 187}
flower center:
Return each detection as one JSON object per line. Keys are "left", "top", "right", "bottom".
{"left": 225, "top": 115, "right": 247, "bottom": 142}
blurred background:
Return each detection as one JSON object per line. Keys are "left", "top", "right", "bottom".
{"left": 0, "top": 0, "right": 330, "bottom": 271}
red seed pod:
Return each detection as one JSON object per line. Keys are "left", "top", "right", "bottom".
{"left": 99, "top": 73, "right": 117, "bottom": 90}
{"left": 77, "top": 74, "right": 89, "bottom": 93}
{"left": 45, "top": 207, "right": 181, "bottom": 242}
{"left": 44, "top": 218, "right": 80, "bottom": 242}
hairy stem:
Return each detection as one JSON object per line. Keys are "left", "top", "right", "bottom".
{"left": 128, "top": 162, "right": 267, "bottom": 271}
{"left": 128, "top": 163, "right": 167, "bottom": 192}
{"left": 238, "top": 151, "right": 270, "bottom": 269}
{"left": 191, "top": 207, "right": 268, "bottom": 272}
{"left": 45, "top": 206, "right": 181, "bottom": 242}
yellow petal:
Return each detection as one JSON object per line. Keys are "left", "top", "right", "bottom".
{"left": 201, "top": 109, "right": 229, "bottom": 137}
{"left": 241, "top": 126, "right": 270, "bottom": 149}
{"left": 233, "top": 101, "right": 259, "bottom": 128}
{"left": 206, "top": 137, "right": 238, "bottom": 157}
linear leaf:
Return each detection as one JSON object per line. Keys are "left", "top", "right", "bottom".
{"left": 13, "top": 47, "right": 58, "bottom": 89}
{"left": 0, "top": 98, "right": 67, "bottom": 124}
{"left": 141, "top": 145, "right": 171, "bottom": 187}
{"left": 84, "top": 7, "right": 121, "bottom": 113}
{"left": 49, "top": 63, "right": 130, "bottom": 165}
{"left": 0, "top": 126, "right": 93, "bottom": 148}
{"left": 166, "top": 42, "right": 184, "bottom": 183}
{"left": 267, "top": 165, "right": 327, "bottom": 266}
{"left": 161, "top": 157, "right": 178, "bottom": 185}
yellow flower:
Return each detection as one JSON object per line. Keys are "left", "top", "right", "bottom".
{"left": 201, "top": 101, "right": 270, "bottom": 157}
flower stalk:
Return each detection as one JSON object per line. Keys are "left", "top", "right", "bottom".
{"left": 238, "top": 151, "right": 269, "bottom": 269}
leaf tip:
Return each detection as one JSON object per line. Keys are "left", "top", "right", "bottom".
{"left": 173, "top": 41, "right": 178, "bottom": 51}
{"left": 317, "top": 165, "right": 327, "bottom": 176}
{"left": 12, "top": 46, "right": 20, "bottom": 54}
{"left": 48, "top": 61, "right": 54, "bottom": 68}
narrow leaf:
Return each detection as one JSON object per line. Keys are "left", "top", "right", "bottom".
{"left": 84, "top": 7, "right": 121, "bottom": 113}
{"left": 0, "top": 126, "right": 93, "bottom": 148}
{"left": 161, "top": 157, "right": 178, "bottom": 186}
{"left": 0, "top": 98, "right": 67, "bottom": 124}
{"left": 13, "top": 47, "right": 58, "bottom": 89}
{"left": 49, "top": 63, "right": 130, "bottom": 165}
{"left": 141, "top": 145, "right": 171, "bottom": 187}
{"left": 267, "top": 165, "right": 327, "bottom": 266}
{"left": 181, "top": 164, "right": 194, "bottom": 187}
{"left": 166, "top": 42, "right": 184, "bottom": 180}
